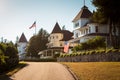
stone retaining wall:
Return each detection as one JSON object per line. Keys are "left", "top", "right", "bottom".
{"left": 57, "top": 52, "right": 120, "bottom": 62}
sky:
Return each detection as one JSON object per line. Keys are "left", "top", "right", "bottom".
{"left": 0, "top": 0, "right": 96, "bottom": 43}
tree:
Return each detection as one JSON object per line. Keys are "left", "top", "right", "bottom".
{"left": 0, "top": 42, "right": 19, "bottom": 73}
{"left": 73, "top": 36, "right": 106, "bottom": 51}
{"left": 26, "top": 28, "right": 49, "bottom": 57}
{"left": 92, "top": 0, "right": 120, "bottom": 48}
{"left": 91, "top": 10, "right": 107, "bottom": 24}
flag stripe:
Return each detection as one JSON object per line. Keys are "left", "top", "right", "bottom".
{"left": 64, "top": 42, "right": 69, "bottom": 53}
{"left": 29, "top": 21, "right": 36, "bottom": 29}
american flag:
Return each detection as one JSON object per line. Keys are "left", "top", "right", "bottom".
{"left": 64, "top": 41, "right": 69, "bottom": 53}
{"left": 29, "top": 21, "right": 36, "bottom": 29}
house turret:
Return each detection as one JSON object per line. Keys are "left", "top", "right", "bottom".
{"left": 72, "top": 5, "right": 92, "bottom": 29}
{"left": 17, "top": 33, "right": 28, "bottom": 60}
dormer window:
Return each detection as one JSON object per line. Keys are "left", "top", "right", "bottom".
{"left": 75, "top": 22, "right": 79, "bottom": 28}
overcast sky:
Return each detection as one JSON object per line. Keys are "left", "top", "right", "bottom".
{"left": 0, "top": 0, "right": 96, "bottom": 42}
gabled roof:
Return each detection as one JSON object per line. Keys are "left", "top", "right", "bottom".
{"left": 72, "top": 6, "right": 92, "bottom": 22}
{"left": 60, "top": 30, "right": 73, "bottom": 41}
{"left": 51, "top": 22, "right": 62, "bottom": 33}
{"left": 19, "top": 33, "right": 27, "bottom": 42}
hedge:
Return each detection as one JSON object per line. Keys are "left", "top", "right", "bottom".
{"left": 24, "top": 58, "right": 57, "bottom": 62}
{"left": 0, "top": 42, "right": 19, "bottom": 73}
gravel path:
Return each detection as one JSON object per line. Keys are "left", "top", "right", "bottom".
{"left": 11, "top": 62, "right": 75, "bottom": 80}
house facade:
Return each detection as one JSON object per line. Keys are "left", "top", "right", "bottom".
{"left": 39, "top": 22, "right": 73, "bottom": 58}
{"left": 71, "top": 5, "right": 109, "bottom": 44}
{"left": 47, "top": 22, "right": 73, "bottom": 48}
{"left": 17, "top": 33, "right": 28, "bottom": 60}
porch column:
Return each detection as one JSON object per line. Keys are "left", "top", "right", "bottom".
{"left": 52, "top": 49, "right": 54, "bottom": 57}
{"left": 46, "top": 50, "right": 47, "bottom": 57}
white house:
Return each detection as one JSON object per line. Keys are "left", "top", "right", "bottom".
{"left": 17, "top": 33, "right": 28, "bottom": 60}
{"left": 71, "top": 5, "right": 109, "bottom": 44}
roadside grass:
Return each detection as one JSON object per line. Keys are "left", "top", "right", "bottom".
{"left": 6, "top": 61, "right": 28, "bottom": 76}
{"left": 62, "top": 62, "right": 120, "bottom": 80}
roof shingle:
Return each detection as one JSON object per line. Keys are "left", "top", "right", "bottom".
{"left": 60, "top": 30, "right": 73, "bottom": 41}
{"left": 19, "top": 33, "right": 27, "bottom": 42}
{"left": 51, "top": 22, "right": 62, "bottom": 33}
{"left": 72, "top": 6, "right": 92, "bottom": 22}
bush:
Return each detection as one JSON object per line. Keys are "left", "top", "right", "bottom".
{"left": 0, "top": 42, "right": 19, "bottom": 73}
{"left": 106, "top": 48, "right": 113, "bottom": 53}
{"left": 73, "top": 36, "right": 106, "bottom": 51}
{"left": 54, "top": 53, "right": 60, "bottom": 58}
{"left": 24, "top": 58, "right": 57, "bottom": 62}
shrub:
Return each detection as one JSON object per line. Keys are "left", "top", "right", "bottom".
{"left": 73, "top": 36, "right": 106, "bottom": 51}
{"left": 95, "top": 50, "right": 100, "bottom": 54}
{"left": 24, "top": 58, "right": 57, "bottom": 62}
{"left": 88, "top": 51, "right": 95, "bottom": 55}
{"left": 54, "top": 53, "right": 60, "bottom": 58}
{"left": 86, "top": 51, "right": 90, "bottom": 55}
{"left": 112, "top": 49, "right": 119, "bottom": 53}
{"left": 69, "top": 54, "right": 72, "bottom": 57}
{"left": 59, "top": 54, "right": 64, "bottom": 57}
{"left": 106, "top": 48, "right": 113, "bottom": 53}
{"left": 0, "top": 42, "right": 19, "bottom": 73}
{"left": 82, "top": 52, "right": 86, "bottom": 55}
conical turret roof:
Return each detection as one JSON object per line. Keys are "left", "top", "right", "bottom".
{"left": 19, "top": 33, "right": 27, "bottom": 42}
{"left": 51, "top": 22, "right": 62, "bottom": 33}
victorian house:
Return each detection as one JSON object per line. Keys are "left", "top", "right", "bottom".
{"left": 39, "top": 22, "right": 73, "bottom": 58}
{"left": 70, "top": 5, "right": 109, "bottom": 44}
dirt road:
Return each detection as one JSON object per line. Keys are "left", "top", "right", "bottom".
{"left": 11, "top": 62, "right": 75, "bottom": 80}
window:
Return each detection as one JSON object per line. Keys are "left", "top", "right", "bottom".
{"left": 89, "top": 27, "right": 91, "bottom": 33}
{"left": 60, "top": 43, "right": 62, "bottom": 46}
{"left": 76, "top": 33, "right": 79, "bottom": 38}
{"left": 95, "top": 26, "right": 98, "bottom": 32}
{"left": 86, "top": 28, "right": 88, "bottom": 34}
{"left": 56, "top": 36, "right": 58, "bottom": 39}
{"left": 84, "top": 30, "right": 85, "bottom": 34}
{"left": 81, "top": 30, "right": 84, "bottom": 35}
{"left": 75, "top": 22, "right": 79, "bottom": 28}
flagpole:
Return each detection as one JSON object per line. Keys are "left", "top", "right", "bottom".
{"left": 35, "top": 23, "right": 36, "bottom": 35}
{"left": 34, "top": 21, "right": 36, "bottom": 35}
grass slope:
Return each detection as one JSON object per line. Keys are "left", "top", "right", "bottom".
{"left": 62, "top": 62, "right": 120, "bottom": 80}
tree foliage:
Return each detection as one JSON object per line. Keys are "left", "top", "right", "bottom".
{"left": 26, "top": 28, "right": 49, "bottom": 57}
{"left": 0, "top": 42, "right": 19, "bottom": 73}
{"left": 73, "top": 36, "right": 106, "bottom": 51}
{"left": 92, "top": 0, "right": 120, "bottom": 48}
{"left": 91, "top": 10, "right": 107, "bottom": 24}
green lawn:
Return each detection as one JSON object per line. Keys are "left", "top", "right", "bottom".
{"left": 62, "top": 62, "right": 120, "bottom": 80}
